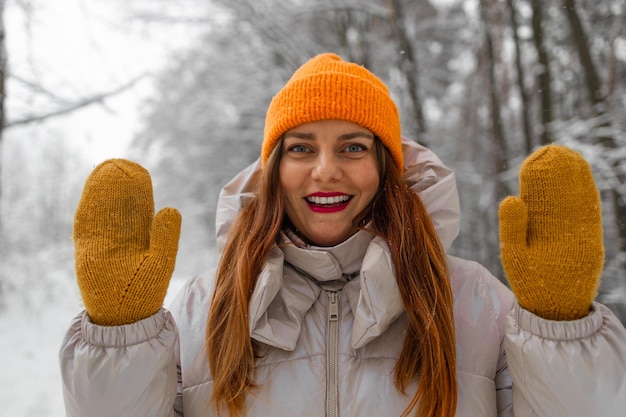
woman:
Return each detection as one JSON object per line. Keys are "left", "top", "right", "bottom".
{"left": 62, "top": 53, "right": 626, "bottom": 417}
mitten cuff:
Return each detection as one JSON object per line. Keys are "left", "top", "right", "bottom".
{"left": 512, "top": 301, "right": 603, "bottom": 341}
{"left": 80, "top": 308, "right": 174, "bottom": 347}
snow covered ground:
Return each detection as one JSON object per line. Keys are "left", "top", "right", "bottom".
{"left": 0, "top": 245, "right": 188, "bottom": 417}
{"left": 1, "top": 295, "right": 72, "bottom": 416}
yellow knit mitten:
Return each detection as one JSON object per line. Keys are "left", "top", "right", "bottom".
{"left": 74, "top": 159, "right": 181, "bottom": 326}
{"left": 498, "top": 145, "right": 604, "bottom": 321}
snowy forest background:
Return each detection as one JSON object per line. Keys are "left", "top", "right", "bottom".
{"left": 1, "top": 0, "right": 625, "bottom": 415}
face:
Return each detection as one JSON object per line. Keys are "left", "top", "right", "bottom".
{"left": 279, "top": 119, "right": 380, "bottom": 247}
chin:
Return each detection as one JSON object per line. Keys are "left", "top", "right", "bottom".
{"left": 308, "top": 230, "right": 354, "bottom": 247}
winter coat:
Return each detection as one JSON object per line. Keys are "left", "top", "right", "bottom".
{"left": 60, "top": 139, "right": 626, "bottom": 417}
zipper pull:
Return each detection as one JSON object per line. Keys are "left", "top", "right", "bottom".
{"left": 328, "top": 291, "right": 339, "bottom": 322}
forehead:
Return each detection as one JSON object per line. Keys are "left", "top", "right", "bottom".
{"left": 284, "top": 119, "right": 374, "bottom": 139}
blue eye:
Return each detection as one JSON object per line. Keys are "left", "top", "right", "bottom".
{"left": 289, "top": 145, "right": 309, "bottom": 153}
{"left": 345, "top": 144, "right": 365, "bottom": 153}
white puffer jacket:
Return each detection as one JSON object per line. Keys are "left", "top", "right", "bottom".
{"left": 60, "top": 140, "right": 626, "bottom": 417}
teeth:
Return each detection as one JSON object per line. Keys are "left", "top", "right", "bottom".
{"left": 307, "top": 195, "right": 350, "bottom": 205}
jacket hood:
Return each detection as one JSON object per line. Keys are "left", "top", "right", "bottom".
{"left": 249, "top": 228, "right": 410, "bottom": 350}
{"left": 215, "top": 137, "right": 461, "bottom": 254}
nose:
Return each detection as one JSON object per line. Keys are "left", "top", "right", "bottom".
{"left": 311, "top": 152, "right": 342, "bottom": 182}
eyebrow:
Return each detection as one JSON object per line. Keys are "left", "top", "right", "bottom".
{"left": 283, "top": 131, "right": 375, "bottom": 141}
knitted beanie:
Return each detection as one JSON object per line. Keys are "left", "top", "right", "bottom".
{"left": 262, "top": 53, "right": 403, "bottom": 171}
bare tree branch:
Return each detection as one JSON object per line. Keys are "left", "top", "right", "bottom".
{"left": 9, "top": 73, "right": 72, "bottom": 103}
{"left": 4, "top": 72, "right": 148, "bottom": 128}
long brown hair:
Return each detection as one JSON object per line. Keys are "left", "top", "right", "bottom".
{"left": 206, "top": 138, "right": 457, "bottom": 417}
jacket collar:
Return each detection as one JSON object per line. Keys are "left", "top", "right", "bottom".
{"left": 248, "top": 229, "right": 404, "bottom": 351}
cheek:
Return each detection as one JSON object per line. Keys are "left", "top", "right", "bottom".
{"left": 278, "top": 163, "right": 293, "bottom": 191}
{"left": 279, "top": 164, "right": 301, "bottom": 202}
{"left": 364, "top": 178, "right": 380, "bottom": 202}
{"left": 357, "top": 166, "right": 381, "bottom": 198}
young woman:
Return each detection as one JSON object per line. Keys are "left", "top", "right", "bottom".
{"left": 62, "top": 53, "right": 626, "bottom": 417}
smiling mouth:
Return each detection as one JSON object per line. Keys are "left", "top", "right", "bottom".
{"left": 305, "top": 194, "right": 352, "bottom": 213}
{"left": 306, "top": 195, "right": 351, "bottom": 205}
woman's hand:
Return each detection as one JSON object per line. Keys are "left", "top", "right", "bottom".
{"left": 73, "top": 159, "right": 181, "bottom": 326}
{"left": 498, "top": 145, "right": 604, "bottom": 321}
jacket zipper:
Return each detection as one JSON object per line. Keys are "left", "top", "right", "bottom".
{"left": 327, "top": 291, "right": 339, "bottom": 417}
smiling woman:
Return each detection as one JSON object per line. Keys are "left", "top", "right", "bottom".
{"left": 206, "top": 57, "right": 457, "bottom": 414}
{"left": 60, "top": 52, "right": 626, "bottom": 417}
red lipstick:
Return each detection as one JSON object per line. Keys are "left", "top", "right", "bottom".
{"left": 305, "top": 192, "right": 352, "bottom": 213}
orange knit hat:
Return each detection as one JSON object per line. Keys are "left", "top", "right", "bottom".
{"left": 262, "top": 53, "right": 403, "bottom": 171}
